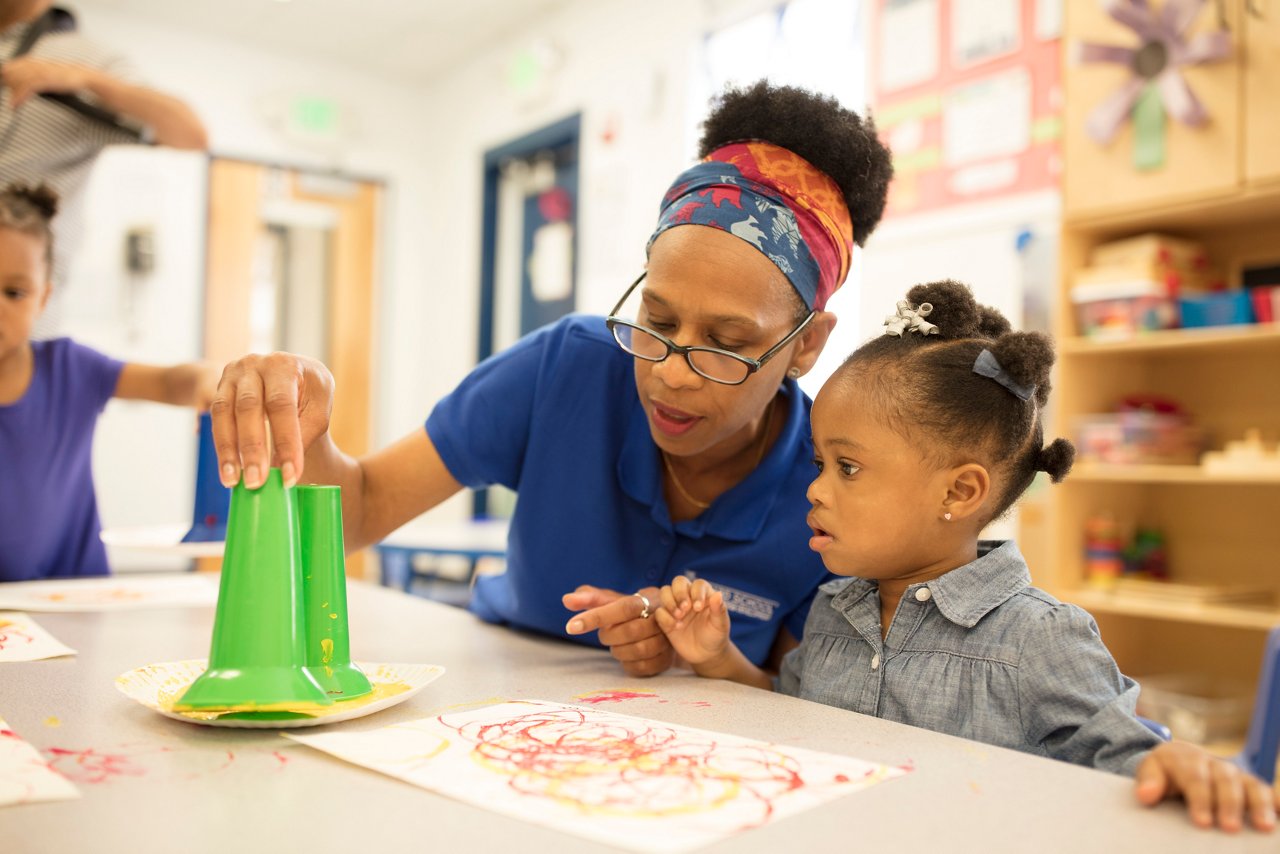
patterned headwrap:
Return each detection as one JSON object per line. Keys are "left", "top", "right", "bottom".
{"left": 647, "top": 141, "right": 855, "bottom": 311}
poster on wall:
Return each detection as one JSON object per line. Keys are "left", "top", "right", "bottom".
{"left": 951, "top": 0, "right": 1020, "bottom": 67}
{"left": 878, "top": 0, "right": 939, "bottom": 93}
{"left": 872, "top": 0, "right": 1062, "bottom": 218}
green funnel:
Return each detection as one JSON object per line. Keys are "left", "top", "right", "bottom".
{"left": 296, "top": 484, "right": 372, "bottom": 701}
{"left": 175, "top": 469, "right": 333, "bottom": 712}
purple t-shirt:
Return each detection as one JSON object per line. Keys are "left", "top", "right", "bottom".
{"left": 0, "top": 338, "right": 123, "bottom": 581}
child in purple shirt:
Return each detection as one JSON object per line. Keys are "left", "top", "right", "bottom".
{"left": 0, "top": 182, "right": 219, "bottom": 581}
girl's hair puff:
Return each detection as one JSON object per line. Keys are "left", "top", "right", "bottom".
{"left": 0, "top": 182, "right": 59, "bottom": 271}
{"left": 837, "top": 280, "right": 1074, "bottom": 522}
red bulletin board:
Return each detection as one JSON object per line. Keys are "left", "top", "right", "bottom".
{"left": 871, "top": 0, "right": 1063, "bottom": 218}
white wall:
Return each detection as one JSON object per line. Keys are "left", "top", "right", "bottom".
{"left": 79, "top": 4, "right": 445, "bottom": 446}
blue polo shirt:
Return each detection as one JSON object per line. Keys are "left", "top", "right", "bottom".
{"left": 425, "top": 314, "right": 833, "bottom": 666}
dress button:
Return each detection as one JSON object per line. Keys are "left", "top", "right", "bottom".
{"left": 870, "top": 654, "right": 880, "bottom": 670}
{"left": 915, "top": 587, "right": 932, "bottom": 602}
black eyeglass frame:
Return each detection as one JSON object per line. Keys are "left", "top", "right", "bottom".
{"left": 605, "top": 272, "right": 815, "bottom": 386}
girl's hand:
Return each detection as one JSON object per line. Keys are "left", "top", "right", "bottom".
{"left": 654, "top": 576, "right": 731, "bottom": 666}
{"left": 210, "top": 352, "right": 335, "bottom": 489}
{"left": 1134, "top": 742, "right": 1278, "bottom": 832}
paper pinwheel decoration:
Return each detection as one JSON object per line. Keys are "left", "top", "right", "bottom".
{"left": 1076, "top": 0, "right": 1231, "bottom": 170}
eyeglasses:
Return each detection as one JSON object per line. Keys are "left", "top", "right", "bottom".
{"left": 605, "top": 272, "right": 815, "bottom": 386}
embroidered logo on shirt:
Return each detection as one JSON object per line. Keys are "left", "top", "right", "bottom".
{"left": 682, "top": 572, "right": 777, "bottom": 622}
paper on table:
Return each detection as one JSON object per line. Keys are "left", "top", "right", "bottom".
{"left": 287, "top": 699, "right": 906, "bottom": 853}
{"left": 0, "top": 574, "right": 217, "bottom": 612}
{"left": 0, "top": 716, "right": 80, "bottom": 807}
{"left": 0, "top": 612, "right": 76, "bottom": 662}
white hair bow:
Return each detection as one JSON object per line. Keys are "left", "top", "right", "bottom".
{"left": 883, "top": 300, "right": 938, "bottom": 337}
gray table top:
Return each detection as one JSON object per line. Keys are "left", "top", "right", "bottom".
{"left": 0, "top": 579, "right": 1264, "bottom": 853}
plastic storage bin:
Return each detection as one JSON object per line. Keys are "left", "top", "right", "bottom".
{"left": 1178, "top": 290, "right": 1253, "bottom": 328}
{"left": 1072, "top": 279, "right": 1179, "bottom": 339}
{"left": 1135, "top": 673, "right": 1253, "bottom": 744}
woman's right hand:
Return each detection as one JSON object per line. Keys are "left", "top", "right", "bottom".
{"left": 655, "top": 576, "right": 731, "bottom": 667}
{"left": 210, "top": 352, "right": 335, "bottom": 489}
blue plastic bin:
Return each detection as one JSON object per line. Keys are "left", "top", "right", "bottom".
{"left": 1178, "top": 291, "right": 1253, "bottom": 328}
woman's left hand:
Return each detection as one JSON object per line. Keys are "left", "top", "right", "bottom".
{"left": 1135, "top": 741, "right": 1278, "bottom": 832}
{"left": 563, "top": 585, "right": 674, "bottom": 677}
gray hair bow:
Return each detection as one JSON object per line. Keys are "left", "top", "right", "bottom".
{"left": 973, "top": 349, "right": 1035, "bottom": 401}
{"left": 883, "top": 300, "right": 938, "bottom": 337}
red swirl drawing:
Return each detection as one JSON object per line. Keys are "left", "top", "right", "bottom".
{"left": 437, "top": 706, "right": 809, "bottom": 826}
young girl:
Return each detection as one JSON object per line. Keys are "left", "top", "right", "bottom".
{"left": 656, "top": 280, "right": 1278, "bottom": 833}
{"left": 0, "top": 182, "right": 219, "bottom": 582}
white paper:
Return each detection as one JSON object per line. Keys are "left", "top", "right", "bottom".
{"left": 288, "top": 699, "right": 906, "bottom": 853}
{"left": 527, "top": 221, "right": 575, "bottom": 302}
{"left": 943, "top": 68, "right": 1032, "bottom": 166}
{"left": 879, "top": 0, "right": 939, "bottom": 92}
{"left": 0, "top": 574, "right": 217, "bottom": 612}
{"left": 0, "top": 612, "right": 76, "bottom": 662}
{"left": 0, "top": 716, "right": 80, "bottom": 807}
{"left": 951, "top": 0, "right": 1021, "bottom": 67}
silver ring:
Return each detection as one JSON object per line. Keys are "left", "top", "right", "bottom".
{"left": 634, "top": 592, "right": 652, "bottom": 619}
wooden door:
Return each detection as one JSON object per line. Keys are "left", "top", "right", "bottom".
{"left": 1244, "top": 0, "right": 1280, "bottom": 185}
{"left": 1063, "top": 0, "right": 1242, "bottom": 216}
{"left": 203, "top": 158, "right": 381, "bottom": 577}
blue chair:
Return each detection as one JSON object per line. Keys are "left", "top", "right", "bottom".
{"left": 1236, "top": 625, "right": 1280, "bottom": 784}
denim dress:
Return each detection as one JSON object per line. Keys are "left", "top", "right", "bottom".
{"left": 779, "top": 541, "right": 1162, "bottom": 775}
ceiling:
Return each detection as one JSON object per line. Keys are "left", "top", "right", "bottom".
{"left": 76, "top": 0, "right": 574, "bottom": 85}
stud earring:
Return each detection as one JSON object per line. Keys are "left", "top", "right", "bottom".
{"left": 787, "top": 367, "right": 801, "bottom": 379}
{"left": 943, "top": 512, "right": 952, "bottom": 521}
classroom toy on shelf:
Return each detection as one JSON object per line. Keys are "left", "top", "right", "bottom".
{"left": 1201, "top": 429, "right": 1280, "bottom": 477}
{"left": 1071, "top": 233, "right": 1224, "bottom": 339}
{"left": 1084, "top": 516, "right": 1274, "bottom": 606}
{"left": 1122, "top": 528, "right": 1168, "bottom": 580}
{"left": 1084, "top": 513, "right": 1125, "bottom": 589}
{"left": 1074, "top": 394, "right": 1205, "bottom": 466}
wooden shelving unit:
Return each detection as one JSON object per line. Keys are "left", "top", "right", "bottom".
{"left": 1042, "top": 0, "right": 1280, "bottom": 741}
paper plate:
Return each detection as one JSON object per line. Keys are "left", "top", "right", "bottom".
{"left": 101, "top": 524, "right": 225, "bottom": 558}
{"left": 115, "top": 660, "right": 445, "bottom": 728}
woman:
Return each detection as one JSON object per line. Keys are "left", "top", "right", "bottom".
{"left": 211, "top": 81, "right": 893, "bottom": 676}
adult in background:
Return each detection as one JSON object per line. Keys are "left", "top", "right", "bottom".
{"left": 0, "top": 0, "right": 207, "bottom": 336}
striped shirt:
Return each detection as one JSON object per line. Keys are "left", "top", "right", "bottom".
{"left": 0, "top": 17, "right": 144, "bottom": 336}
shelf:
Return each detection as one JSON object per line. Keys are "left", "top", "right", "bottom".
{"left": 1060, "top": 324, "right": 1280, "bottom": 356}
{"left": 1069, "top": 463, "right": 1280, "bottom": 485}
{"left": 1064, "top": 181, "right": 1280, "bottom": 235}
{"left": 1067, "top": 588, "right": 1280, "bottom": 631}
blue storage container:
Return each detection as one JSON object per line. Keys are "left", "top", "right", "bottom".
{"left": 1178, "top": 290, "right": 1254, "bottom": 328}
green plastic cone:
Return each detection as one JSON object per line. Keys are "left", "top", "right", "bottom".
{"left": 175, "top": 468, "right": 332, "bottom": 712}
{"left": 296, "top": 484, "right": 372, "bottom": 701}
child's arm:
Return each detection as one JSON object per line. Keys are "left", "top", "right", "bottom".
{"left": 114, "top": 361, "right": 221, "bottom": 409}
{"left": 1020, "top": 604, "right": 1276, "bottom": 832}
{"left": 1134, "top": 742, "right": 1277, "bottom": 832}
{"left": 654, "top": 577, "right": 773, "bottom": 691}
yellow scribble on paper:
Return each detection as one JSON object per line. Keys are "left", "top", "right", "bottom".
{"left": 43, "top": 716, "right": 61, "bottom": 727}
{"left": 328, "top": 613, "right": 337, "bottom": 620}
